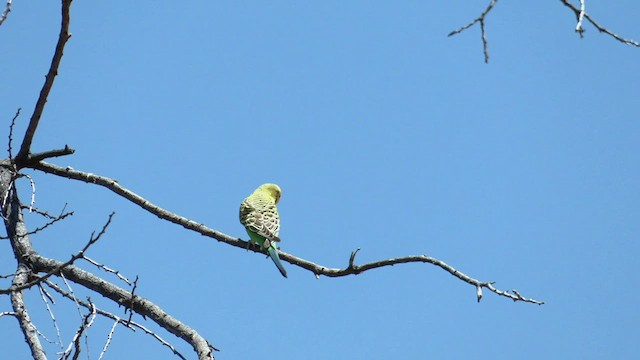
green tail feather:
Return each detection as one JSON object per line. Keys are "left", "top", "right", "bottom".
{"left": 246, "top": 229, "right": 288, "bottom": 278}
{"left": 267, "top": 246, "right": 288, "bottom": 278}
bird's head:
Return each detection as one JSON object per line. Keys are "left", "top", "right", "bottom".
{"left": 258, "top": 183, "right": 282, "bottom": 204}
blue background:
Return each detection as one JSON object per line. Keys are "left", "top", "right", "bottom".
{"left": 1, "top": 1, "right": 639, "bottom": 359}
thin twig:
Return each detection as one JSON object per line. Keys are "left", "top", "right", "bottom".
{"left": 23, "top": 209, "right": 74, "bottom": 236}
{"left": 8, "top": 107, "right": 21, "bottom": 160}
{"left": 38, "top": 284, "right": 64, "bottom": 350}
{"left": 126, "top": 275, "right": 139, "bottom": 325}
{"left": 559, "top": 0, "right": 640, "bottom": 46}
{"left": 21, "top": 174, "right": 36, "bottom": 212}
{"left": 448, "top": 0, "right": 498, "bottom": 63}
{"left": 15, "top": 0, "right": 73, "bottom": 164}
{"left": 0, "top": 0, "right": 12, "bottom": 26}
{"left": 0, "top": 204, "right": 74, "bottom": 239}
{"left": 83, "top": 256, "right": 132, "bottom": 285}
{"left": 60, "top": 299, "right": 96, "bottom": 360}
{"left": 22, "top": 203, "right": 69, "bottom": 219}
{"left": 98, "top": 320, "right": 119, "bottom": 360}
{"left": 576, "top": 0, "right": 586, "bottom": 35}
{"left": 0, "top": 311, "right": 18, "bottom": 318}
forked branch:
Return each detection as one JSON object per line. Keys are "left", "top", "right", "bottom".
{"left": 559, "top": 0, "right": 640, "bottom": 46}
{"left": 15, "top": 0, "right": 73, "bottom": 164}
{"left": 448, "top": 0, "right": 498, "bottom": 63}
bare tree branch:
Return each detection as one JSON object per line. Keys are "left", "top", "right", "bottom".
{"left": 44, "top": 280, "right": 188, "bottom": 360}
{"left": 7, "top": 107, "right": 21, "bottom": 161}
{"left": 31, "top": 255, "right": 218, "bottom": 359}
{"left": 38, "top": 283, "right": 64, "bottom": 351}
{"left": 0, "top": 0, "right": 12, "bottom": 27}
{"left": 559, "top": 0, "right": 640, "bottom": 46}
{"left": 29, "top": 160, "right": 543, "bottom": 304}
{"left": 448, "top": 0, "right": 498, "bottom": 63}
{"left": 60, "top": 299, "right": 96, "bottom": 360}
{"left": 0, "top": 212, "right": 114, "bottom": 294}
{"left": 82, "top": 256, "right": 132, "bottom": 285}
{"left": 27, "top": 146, "right": 76, "bottom": 164}
{"left": 11, "top": 265, "right": 47, "bottom": 360}
{"left": 15, "top": 0, "right": 73, "bottom": 164}
{"left": 12, "top": 207, "right": 74, "bottom": 238}
{"left": 0, "top": 162, "right": 48, "bottom": 359}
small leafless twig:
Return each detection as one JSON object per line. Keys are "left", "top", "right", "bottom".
{"left": 0, "top": 0, "right": 12, "bottom": 26}
{"left": 23, "top": 209, "right": 74, "bottom": 236}
{"left": 576, "top": 0, "right": 586, "bottom": 35}
{"left": 38, "top": 284, "right": 63, "bottom": 350}
{"left": 60, "top": 299, "right": 96, "bottom": 360}
{"left": 559, "top": 0, "right": 640, "bottom": 46}
{"left": 8, "top": 107, "right": 21, "bottom": 160}
{"left": 23, "top": 203, "right": 69, "bottom": 219}
{"left": 0, "top": 272, "right": 17, "bottom": 279}
{"left": 98, "top": 320, "right": 119, "bottom": 360}
{"left": 19, "top": 173, "right": 37, "bottom": 212}
{"left": 0, "top": 311, "right": 18, "bottom": 318}
{"left": 35, "top": 329, "right": 58, "bottom": 344}
{"left": 83, "top": 256, "right": 132, "bottom": 285}
{"left": 0, "top": 204, "right": 74, "bottom": 239}
{"left": 26, "top": 146, "right": 76, "bottom": 164}
{"left": 126, "top": 275, "right": 140, "bottom": 325}
{"left": 448, "top": 0, "right": 498, "bottom": 63}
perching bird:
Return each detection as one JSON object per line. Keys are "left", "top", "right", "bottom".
{"left": 239, "top": 183, "right": 287, "bottom": 278}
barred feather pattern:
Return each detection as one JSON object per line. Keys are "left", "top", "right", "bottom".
{"left": 239, "top": 192, "right": 281, "bottom": 243}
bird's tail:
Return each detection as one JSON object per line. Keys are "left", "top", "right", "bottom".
{"left": 267, "top": 245, "right": 288, "bottom": 278}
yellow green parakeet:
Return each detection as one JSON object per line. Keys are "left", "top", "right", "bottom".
{"left": 239, "top": 183, "right": 287, "bottom": 278}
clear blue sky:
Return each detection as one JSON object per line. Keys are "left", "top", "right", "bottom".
{"left": 2, "top": 1, "right": 639, "bottom": 359}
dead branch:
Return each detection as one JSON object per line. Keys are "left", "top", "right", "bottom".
{"left": 559, "top": 0, "right": 640, "bottom": 46}
{"left": 0, "top": 0, "right": 12, "bottom": 27}
{"left": 38, "top": 284, "right": 64, "bottom": 351}
{"left": 82, "top": 256, "right": 132, "bottom": 285}
{"left": 27, "top": 146, "right": 76, "bottom": 164}
{"left": 11, "top": 265, "right": 47, "bottom": 360}
{"left": 448, "top": 0, "right": 498, "bottom": 63}
{"left": 20, "top": 208, "right": 74, "bottom": 237}
{"left": 15, "top": 0, "right": 73, "bottom": 165}
{"left": 30, "top": 160, "right": 543, "bottom": 305}
{"left": 0, "top": 204, "right": 73, "bottom": 239}
{"left": 7, "top": 107, "right": 20, "bottom": 160}
{"left": 0, "top": 212, "right": 114, "bottom": 294}
{"left": 60, "top": 299, "right": 96, "bottom": 360}
{"left": 31, "top": 255, "right": 217, "bottom": 359}
{"left": 45, "top": 280, "right": 188, "bottom": 360}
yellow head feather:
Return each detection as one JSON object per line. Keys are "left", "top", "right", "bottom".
{"left": 256, "top": 183, "right": 282, "bottom": 204}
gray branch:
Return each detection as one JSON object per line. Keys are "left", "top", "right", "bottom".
{"left": 30, "top": 254, "right": 217, "bottom": 359}
{"left": 30, "top": 160, "right": 544, "bottom": 305}
{"left": 16, "top": 0, "right": 73, "bottom": 164}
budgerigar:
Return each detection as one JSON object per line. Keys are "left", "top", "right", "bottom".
{"left": 239, "top": 183, "right": 287, "bottom": 278}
